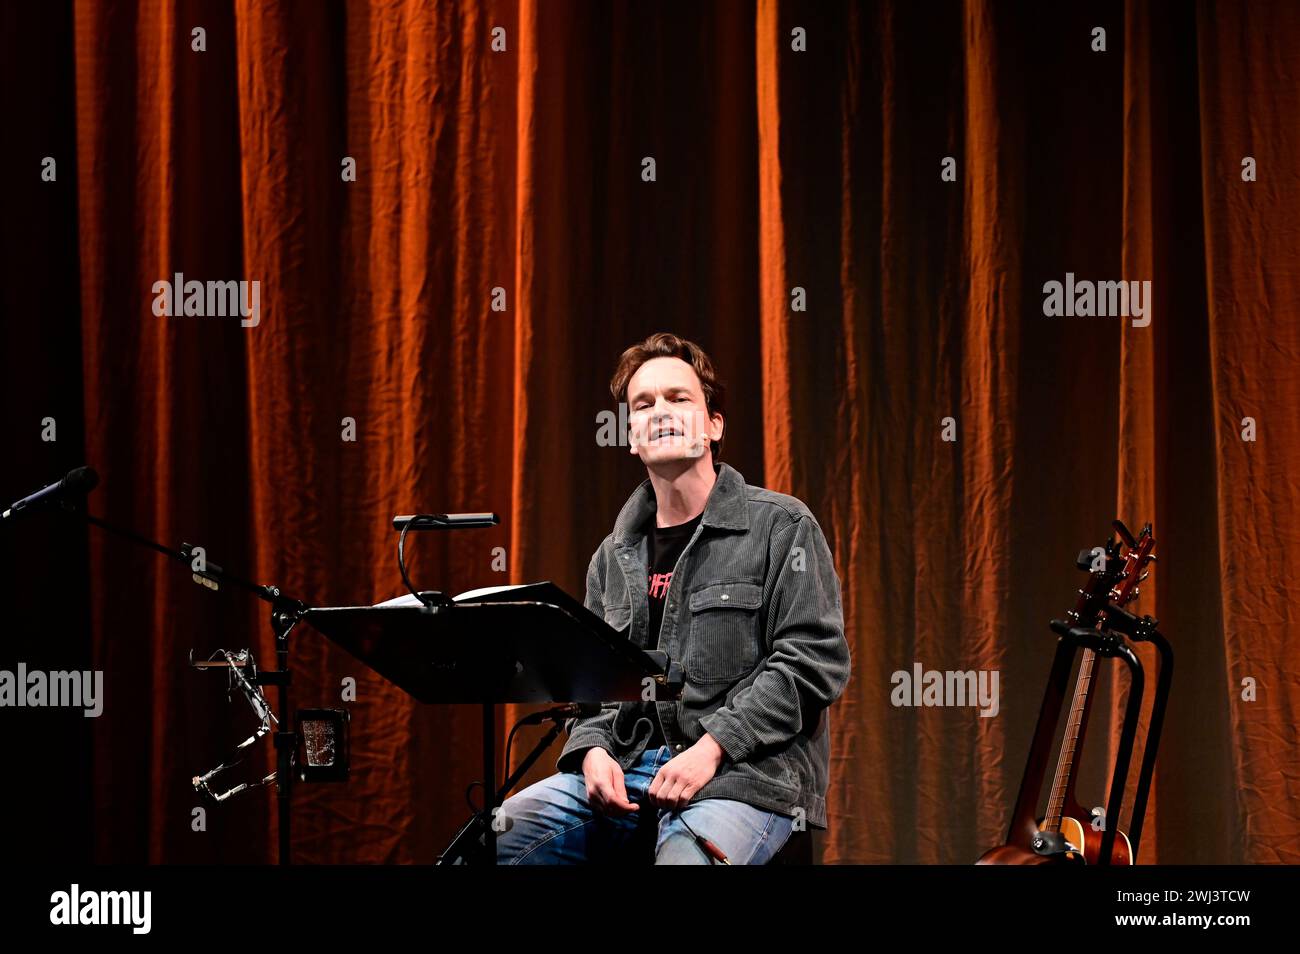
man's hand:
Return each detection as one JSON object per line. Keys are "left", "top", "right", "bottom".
{"left": 648, "top": 733, "right": 726, "bottom": 811}
{"left": 582, "top": 747, "right": 640, "bottom": 816}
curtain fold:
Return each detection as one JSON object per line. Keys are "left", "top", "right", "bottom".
{"left": 1195, "top": 0, "right": 1300, "bottom": 863}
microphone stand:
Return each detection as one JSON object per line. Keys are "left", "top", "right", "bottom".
{"left": 39, "top": 491, "right": 502, "bottom": 865}
{"left": 55, "top": 501, "right": 310, "bottom": 866}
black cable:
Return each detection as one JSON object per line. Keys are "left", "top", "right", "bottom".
{"left": 397, "top": 514, "right": 455, "bottom": 611}
{"left": 397, "top": 515, "right": 430, "bottom": 604}
{"left": 504, "top": 720, "right": 524, "bottom": 791}
{"left": 463, "top": 716, "right": 528, "bottom": 814}
{"left": 668, "top": 802, "right": 728, "bottom": 863}
{"left": 464, "top": 781, "right": 483, "bottom": 813}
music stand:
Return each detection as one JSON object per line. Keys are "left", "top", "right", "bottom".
{"left": 303, "top": 581, "right": 683, "bottom": 864}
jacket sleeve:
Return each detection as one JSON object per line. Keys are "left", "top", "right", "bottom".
{"left": 555, "top": 542, "right": 622, "bottom": 773}
{"left": 700, "top": 513, "right": 851, "bottom": 763}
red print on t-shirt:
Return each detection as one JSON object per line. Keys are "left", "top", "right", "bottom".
{"left": 648, "top": 571, "right": 673, "bottom": 599}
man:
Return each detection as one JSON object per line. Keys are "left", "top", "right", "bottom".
{"left": 496, "top": 332, "right": 851, "bottom": 864}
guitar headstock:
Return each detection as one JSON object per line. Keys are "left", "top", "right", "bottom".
{"left": 1067, "top": 520, "right": 1156, "bottom": 626}
{"left": 1108, "top": 520, "right": 1156, "bottom": 608}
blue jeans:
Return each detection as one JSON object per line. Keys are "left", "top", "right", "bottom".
{"left": 496, "top": 745, "right": 794, "bottom": 864}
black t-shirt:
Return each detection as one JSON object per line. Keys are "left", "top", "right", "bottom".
{"left": 642, "top": 512, "right": 702, "bottom": 749}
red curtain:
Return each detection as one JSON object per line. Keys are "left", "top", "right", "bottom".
{"left": 4, "top": 0, "right": 1295, "bottom": 863}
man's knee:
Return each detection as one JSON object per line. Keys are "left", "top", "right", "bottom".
{"left": 495, "top": 772, "right": 592, "bottom": 864}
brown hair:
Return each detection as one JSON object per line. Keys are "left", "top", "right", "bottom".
{"left": 610, "top": 332, "right": 727, "bottom": 460}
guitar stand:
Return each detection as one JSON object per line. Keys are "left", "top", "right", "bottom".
{"left": 1091, "top": 605, "right": 1174, "bottom": 857}
{"left": 1001, "top": 612, "right": 1172, "bottom": 864}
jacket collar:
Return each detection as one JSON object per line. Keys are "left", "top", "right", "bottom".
{"left": 612, "top": 461, "right": 749, "bottom": 545}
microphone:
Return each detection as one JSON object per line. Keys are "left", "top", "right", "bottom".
{"left": 519, "top": 703, "right": 604, "bottom": 725}
{"left": 3, "top": 466, "right": 99, "bottom": 521}
{"left": 392, "top": 513, "right": 498, "bottom": 531}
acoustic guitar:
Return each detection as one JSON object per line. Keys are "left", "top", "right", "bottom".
{"left": 978, "top": 521, "right": 1155, "bottom": 865}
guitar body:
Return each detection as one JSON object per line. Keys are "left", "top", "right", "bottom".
{"left": 1061, "top": 815, "right": 1133, "bottom": 865}
{"left": 976, "top": 817, "right": 1131, "bottom": 865}
{"left": 976, "top": 844, "right": 1074, "bottom": 865}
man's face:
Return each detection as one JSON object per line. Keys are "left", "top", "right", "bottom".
{"left": 626, "top": 357, "right": 724, "bottom": 465}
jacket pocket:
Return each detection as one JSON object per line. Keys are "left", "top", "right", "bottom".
{"left": 685, "top": 580, "right": 762, "bottom": 684}
{"left": 603, "top": 603, "right": 632, "bottom": 632}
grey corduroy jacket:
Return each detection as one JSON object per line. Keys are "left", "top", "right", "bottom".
{"left": 556, "top": 461, "right": 851, "bottom": 828}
